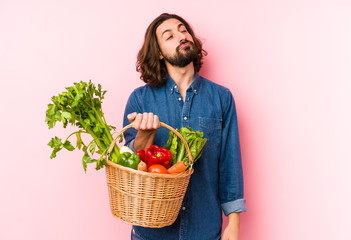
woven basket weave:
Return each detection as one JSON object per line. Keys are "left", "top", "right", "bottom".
{"left": 105, "top": 122, "right": 194, "bottom": 228}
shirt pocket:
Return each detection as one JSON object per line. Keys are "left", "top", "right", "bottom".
{"left": 199, "top": 117, "right": 222, "bottom": 149}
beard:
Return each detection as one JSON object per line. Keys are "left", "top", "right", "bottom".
{"left": 161, "top": 41, "right": 198, "bottom": 68}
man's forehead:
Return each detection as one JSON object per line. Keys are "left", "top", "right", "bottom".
{"left": 156, "top": 18, "right": 185, "bottom": 35}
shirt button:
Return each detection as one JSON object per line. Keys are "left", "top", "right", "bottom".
{"left": 178, "top": 97, "right": 182, "bottom": 101}
{"left": 174, "top": 85, "right": 177, "bottom": 89}
{"left": 184, "top": 116, "right": 187, "bottom": 120}
{"left": 182, "top": 206, "right": 186, "bottom": 210}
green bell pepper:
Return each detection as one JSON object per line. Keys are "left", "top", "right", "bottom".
{"left": 118, "top": 152, "right": 140, "bottom": 170}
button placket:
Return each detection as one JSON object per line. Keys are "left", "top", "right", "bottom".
{"left": 181, "top": 91, "right": 195, "bottom": 127}
{"left": 179, "top": 181, "right": 191, "bottom": 240}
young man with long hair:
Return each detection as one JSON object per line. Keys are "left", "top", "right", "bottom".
{"left": 123, "top": 13, "right": 247, "bottom": 240}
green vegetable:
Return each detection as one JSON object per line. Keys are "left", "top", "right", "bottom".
{"left": 45, "top": 80, "right": 120, "bottom": 172}
{"left": 164, "top": 127, "right": 207, "bottom": 166}
{"left": 118, "top": 152, "right": 141, "bottom": 170}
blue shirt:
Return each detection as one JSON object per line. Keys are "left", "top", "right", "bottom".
{"left": 123, "top": 72, "right": 247, "bottom": 240}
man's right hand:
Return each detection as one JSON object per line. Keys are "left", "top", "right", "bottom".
{"left": 127, "top": 112, "right": 160, "bottom": 151}
{"left": 127, "top": 112, "right": 160, "bottom": 130}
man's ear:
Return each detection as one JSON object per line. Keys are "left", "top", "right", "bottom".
{"left": 159, "top": 51, "right": 164, "bottom": 60}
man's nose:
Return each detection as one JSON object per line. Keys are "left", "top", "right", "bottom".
{"left": 177, "top": 32, "right": 186, "bottom": 43}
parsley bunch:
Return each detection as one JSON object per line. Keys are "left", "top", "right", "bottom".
{"left": 45, "top": 80, "right": 120, "bottom": 171}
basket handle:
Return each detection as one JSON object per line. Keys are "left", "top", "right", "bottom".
{"left": 107, "top": 122, "right": 194, "bottom": 168}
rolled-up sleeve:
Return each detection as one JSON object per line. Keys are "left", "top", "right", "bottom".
{"left": 221, "top": 199, "right": 247, "bottom": 215}
{"left": 219, "top": 89, "right": 247, "bottom": 214}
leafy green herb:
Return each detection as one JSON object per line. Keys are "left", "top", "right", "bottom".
{"left": 164, "top": 127, "right": 207, "bottom": 166}
{"left": 45, "top": 80, "right": 119, "bottom": 172}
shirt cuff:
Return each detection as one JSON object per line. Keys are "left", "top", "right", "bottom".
{"left": 125, "top": 139, "right": 136, "bottom": 153}
{"left": 221, "top": 198, "right": 247, "bottom": 215}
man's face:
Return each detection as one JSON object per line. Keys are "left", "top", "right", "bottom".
{"left": 156, "top": 18, "right": 198, "bottom": 68}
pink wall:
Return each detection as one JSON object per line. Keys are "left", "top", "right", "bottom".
{"left": 1, "top": 0, "right": 350, "bottom": 239}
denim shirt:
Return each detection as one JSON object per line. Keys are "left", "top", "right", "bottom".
{"left": 123, "top": 73, "right": 247, "bottom": 240}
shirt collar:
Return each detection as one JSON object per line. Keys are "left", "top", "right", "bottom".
{"left": 166, "top": 72, "right": 201, "bottom": 94}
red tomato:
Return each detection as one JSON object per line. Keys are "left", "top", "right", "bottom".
{"left": 148, "top": 164, "right": 168, "bottom": 174}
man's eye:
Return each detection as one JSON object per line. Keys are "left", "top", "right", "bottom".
{"left": 179, "top": 27, "right": 187, "bottom": 33}
{"left": 167, "top": 35, "right": 173, "bottom": 40}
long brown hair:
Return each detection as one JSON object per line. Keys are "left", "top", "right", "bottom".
{"left": 136, "top": 13, "right": 207, "bottom": 87}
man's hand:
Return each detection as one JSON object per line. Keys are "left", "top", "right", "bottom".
{"left": 127, "top": 112, "right": 160, "bottom": 130}
{"left": 127, "top": 112, "right": 160, "bottom": 151}
{"left": 222, "top": 212, "right": 240, "bottom": 240}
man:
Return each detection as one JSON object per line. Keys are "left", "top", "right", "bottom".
{"left": 123, "top": 13, "right": 247, "bottom": 240}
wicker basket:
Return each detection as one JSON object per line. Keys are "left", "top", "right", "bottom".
{"left": 105, "top": 122, "right": 194, "bottom": 228}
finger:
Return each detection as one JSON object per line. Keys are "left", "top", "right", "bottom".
{"left": 139, "top": 112, "right": 149, "bottom": 130}
{"left": 133, "top": 113, "right": 143, "bottom": 130}
{"left": 153, "top": 115, "right": 160, "bottom": 129}
{"left": 127, "top": 112, "right": 137, "bottom": 123}
{"left": 146, "top": 112, "right": 154, "bottom": 129}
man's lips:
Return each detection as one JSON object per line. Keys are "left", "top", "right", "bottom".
{"left": 178, "top": 42, "right": 192, "bottom": 50}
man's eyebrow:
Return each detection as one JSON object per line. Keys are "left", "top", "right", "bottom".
{"left": 161, "top": 23, "right": 186, "bottom": 37}
{"left": 177, "top": 23, "right": 185, "bottom": 29}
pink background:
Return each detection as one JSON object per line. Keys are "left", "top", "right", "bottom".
{"left": 1, "top": 0, "right": 351, "bottom": 239}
